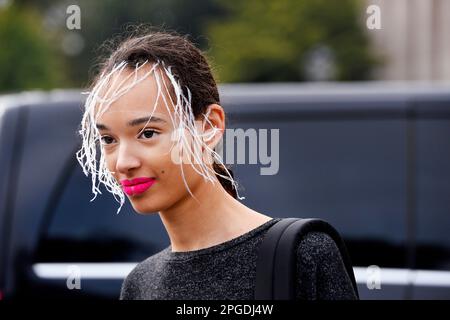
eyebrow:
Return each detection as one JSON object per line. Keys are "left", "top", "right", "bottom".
{"left": 96, "top": 115, "right": 167, "bottom": 131}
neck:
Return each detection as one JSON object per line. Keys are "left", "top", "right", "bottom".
{"left": 158, "top": 178, "right": 271, "bottom": 252}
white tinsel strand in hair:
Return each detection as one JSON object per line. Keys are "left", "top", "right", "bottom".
{"left": 158, "top": 66, "right": 245, "bottom": 201}
{"left": 75, "top": 59, "right": 244, "bottom": 215}
{"left": 77, "top": 61, "right": 148, "bottom": 213}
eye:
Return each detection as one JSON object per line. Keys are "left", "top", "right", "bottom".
{"left": 138, "top": 129, "right": 159, "bottom": 140}
{"left": 100, "top": 136, "right": 115, "bottom": 145}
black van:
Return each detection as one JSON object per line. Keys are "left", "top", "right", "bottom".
{"left": 1, "top": 83, "right": 449, "bottom": 300}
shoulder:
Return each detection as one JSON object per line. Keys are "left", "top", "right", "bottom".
{"left": 295, "top": 231, "right": 343, "bottom": 279}
{"left": 296, "top": 231, "right": 341, "bottom": 264}
{"left": 119, "top": 248, "right": 167, "bottom": 300}
{"left": 295, "top": 231, "right": 358, "bottom": 300}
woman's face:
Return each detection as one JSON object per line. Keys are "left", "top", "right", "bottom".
{"left": 94, "top": 65, "right": 212, "bottom": 214}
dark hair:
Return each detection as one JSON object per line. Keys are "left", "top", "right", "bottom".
{"left": 91, "top": 27, "right": 237, "bottom": 199}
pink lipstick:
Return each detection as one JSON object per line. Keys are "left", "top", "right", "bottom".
{"left": 120, "top": 177, "right": 156, "bottom": 196}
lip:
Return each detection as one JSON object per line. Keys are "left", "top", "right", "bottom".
{"left": 120, "top": 177, "right": 156, "bottom": 196}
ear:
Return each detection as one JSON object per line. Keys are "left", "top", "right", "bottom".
{"left": 200, "top": 103, "right": 225, "bottom": 150}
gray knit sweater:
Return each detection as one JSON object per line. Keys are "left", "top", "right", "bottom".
{"left": 119, "top": 218, "right": 358, "bottom": 300}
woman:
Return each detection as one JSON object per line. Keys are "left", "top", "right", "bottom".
{"left": 76, "top": 29, "right": 358, "bottom": 300}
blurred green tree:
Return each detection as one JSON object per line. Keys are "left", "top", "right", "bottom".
{"left": 207, "top": 0, "right": 378, "bottom": 82}
{"left": 0, "top": 4, "right": 68, "bottom": 92}
{"left": 2, "top": 0, "right": 379, "bottom": 91}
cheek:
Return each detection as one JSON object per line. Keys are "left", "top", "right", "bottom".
{"left": 154, "top": 151, "right": 179, "bottom": 179}
{"left": 103, "top": 152, "right": 117, "bottom": 173}
{"left": 154, "top": 149, "right": 202, "bottom": 188}
{"left": 158, "top": 133, "right": 211, "bottom": 186}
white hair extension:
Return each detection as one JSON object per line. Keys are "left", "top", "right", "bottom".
{"left": 76, "top": 60, "right": 161, "bottom": 214}
{"left": 76, "top": 59, "right": 244, "bottom": 215}
{"left": 157, "top": 64, "right": 245, "bottom": 201}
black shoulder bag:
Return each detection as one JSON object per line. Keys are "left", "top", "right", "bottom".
{"left": 254, "top": 217, "right": 359, "bottom": 299}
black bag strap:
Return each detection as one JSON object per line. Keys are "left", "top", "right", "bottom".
{"left": 254, "top": 217, "right": 359, "bottom": 300}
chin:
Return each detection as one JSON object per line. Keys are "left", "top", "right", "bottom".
{"left": 136, "top": 210, "right": 158, "bottom": 215}
{"left": 132, "top": 205, "right": 159, "bottom": 215}
{"left": 129, "top": 198, "right": 160, "bottom": 215}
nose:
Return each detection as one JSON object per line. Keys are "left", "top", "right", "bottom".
{"left": 115, "top": 143, "right": 141, "bottom": 176}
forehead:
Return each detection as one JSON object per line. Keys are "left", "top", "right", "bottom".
{"left": 94, "top": 63, "right": 176, "bottom": 120}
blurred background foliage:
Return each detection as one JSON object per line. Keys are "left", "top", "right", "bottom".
{"left": 0, "top": 3, "right": 67, "bottom": 91}
{"left": 0, "top": 0, "right": 378, "bottom": 93}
